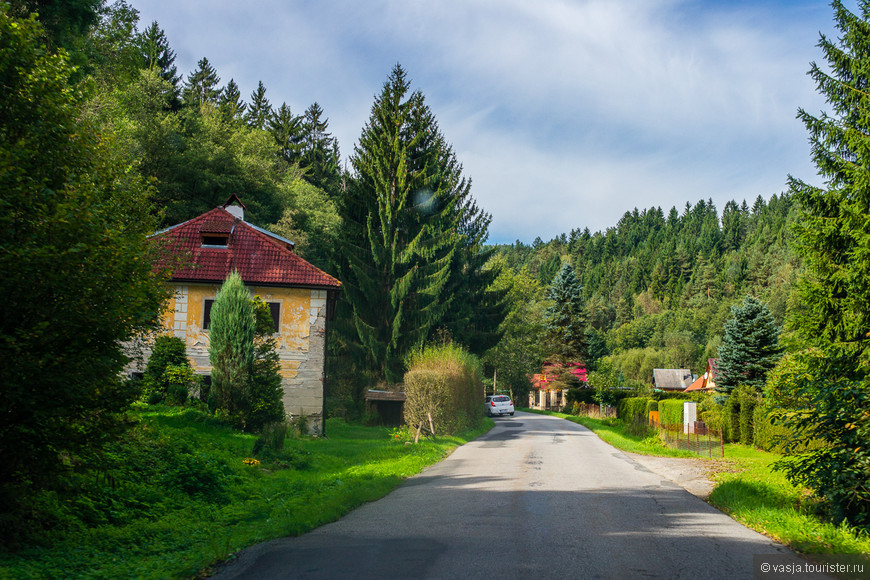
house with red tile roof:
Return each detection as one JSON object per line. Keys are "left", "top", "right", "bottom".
{"left": 131, "top": 195, "right": 341, "bottom": 434}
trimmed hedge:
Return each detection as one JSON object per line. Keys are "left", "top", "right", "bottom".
{"left": 658, "top": 399, "right": 684, "bottom": 425}
{"left": 617, "top": 397, "right": 653, "bottom": 424}
{"left": 566, "top": 388, "right": 634, "bottom": 407}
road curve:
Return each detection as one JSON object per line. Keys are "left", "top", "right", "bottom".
{"left": 211, "top": 411, "right": 823, "bottom": 579}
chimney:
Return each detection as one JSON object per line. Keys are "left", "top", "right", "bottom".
{"left": 222, "top": 193, "right": 246, "bottom": 221}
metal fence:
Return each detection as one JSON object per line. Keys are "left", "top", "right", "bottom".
{"left": 572, "top": 403, "right": 617, "bottom": 419}
{"left": 652, "top": 422, "right": 724, "bottom": 458}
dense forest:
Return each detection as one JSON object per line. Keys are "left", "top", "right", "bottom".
{"left": 492, "top": 193, "right": 799, "bottom": 390}
{"left": 2, "top": 0, "right": 869, "bottom": 537}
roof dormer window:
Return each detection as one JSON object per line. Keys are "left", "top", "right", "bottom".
{"left": 199, "top": 219, "right": 233, "bottom": 248}
{"left": 201, "top": 234, "right": 229, "bottom": 247}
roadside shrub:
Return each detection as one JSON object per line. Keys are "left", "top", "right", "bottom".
{"left": 617, "top": 397, "right": 652, "bottom": 424}
{"left": 658, "top": 399, "right": 684, "bottom": 425}
{"left": 566, "top": 388, "right": 597, "bottom": 405}
{"left": 404, "top": 343, "right": 483, "bottom": 435}
{"left": 724, "top": 390, "right": 742, "bottom": 443}
{"left": 736, "top": 385, "right": 759, "bottom": 445}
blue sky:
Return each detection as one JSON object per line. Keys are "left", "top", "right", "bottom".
{"left": 132, "top": 0, "right": 845, "bottom": 244}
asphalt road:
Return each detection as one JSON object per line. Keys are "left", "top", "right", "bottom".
{"left": 210, "top": 411, "right": 824, "bottom": 579}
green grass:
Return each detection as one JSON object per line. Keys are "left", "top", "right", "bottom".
{"left": 528, "top": 408, "right": 870, "bottom": 556}
{"left": 0, "top": 407, "right": 491, "bottom": 579}
{"left": 708, "top": 445, "right": 870, "bottom": 555}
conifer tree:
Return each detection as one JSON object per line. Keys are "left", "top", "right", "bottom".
{"left": 336, "top": 64, "right": 462, "bottom": 383}
{"left": 269, "top": 102, "right": 304, "bottom": 163}
{"left": 182, "top": 56, "right": 220, "bottom": 108}
{"left": 780, "top": 0, "right": 870, "bottom": 527}
{"left": 245, "top": 80, "right": 272, "bottom": 130}
{"left": 300, "top": 102, "right": 340, "bottom": 193}
{"left": 139, "top": 21, "right": 180, "bottom": 105}
{"left": 543, "top": 263, "right": 588, "bottom": 365}
{"left": 219, "top": 78, "right": 246, "bottom": 121}
{"left": 716, "top": 296, "right": 781, "bottom": 393}
{"left": 208, "top": 272, "right": 256, "bottom": 427}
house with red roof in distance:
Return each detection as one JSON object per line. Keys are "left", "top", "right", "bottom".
{"left": 529, "top": 362, "right": 587, "bottom": 411}
{"left": 131, "top": 195, "right": 341, "bottom": 434}
{"left": 684, "top": 359, "right": 719, "bottom": 393}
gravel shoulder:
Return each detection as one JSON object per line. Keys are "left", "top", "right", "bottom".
{"left": 625, "top": 452, "right": 736, "bottom": 499}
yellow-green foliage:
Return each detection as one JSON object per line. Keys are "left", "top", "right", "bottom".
{"left": 617, "top": 397, "right": 653, "bottom": 424}
{"left": 404, "top": 344, "right": 483, "bottom": 434}
{"left": 658, "top": 399, "right": 684, "bottom": 425}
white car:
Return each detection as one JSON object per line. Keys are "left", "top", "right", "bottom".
{"left": 485, "top": 395, "right": 514, "bottom": 417}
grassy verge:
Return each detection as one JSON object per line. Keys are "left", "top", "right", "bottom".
{"left": 0, "top": 407, "right": 491, "bottom": 579}
{"left": 525, "top": 408, "right": 870, "bottom": 556}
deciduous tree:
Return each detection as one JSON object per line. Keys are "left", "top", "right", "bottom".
{"left": 0, "top": 6, "right": 168, "bottom": 511}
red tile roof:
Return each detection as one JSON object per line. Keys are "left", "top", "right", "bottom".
{"left": 153, "top": 207, "right": 341, "bottom": 289}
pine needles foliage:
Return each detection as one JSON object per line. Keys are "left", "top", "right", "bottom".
{"left": 778, "top": 0, "right": 870, "bottom": 529}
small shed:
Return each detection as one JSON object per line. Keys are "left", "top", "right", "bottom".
{"left": 365, "top": 388, "right": 406, "bottom": 426}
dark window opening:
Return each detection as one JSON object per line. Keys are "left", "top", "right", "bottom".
{"left": 201, "top": 235, "right": 229, "bottom": 247}
{"left": 268, "top": 302, "right": 280, "bottom": 333}
{"left": 203, "top": 299, "right": 214, "bottom": 329}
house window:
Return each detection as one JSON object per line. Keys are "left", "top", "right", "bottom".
{"left": 203, "top": 299, "right": 214, "bottom": 329}
{"left": 203, "top": 299, "right": 279, "bottom": 333}
{"left": 267, "top": 302, "right": 280, "bottom": 333}
{"left": 201, "top": 234, "right": 229, "bottom": 247}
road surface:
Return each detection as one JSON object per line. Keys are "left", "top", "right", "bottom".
{"left": 211, "top": 411, "right": 824, "bottom": 579}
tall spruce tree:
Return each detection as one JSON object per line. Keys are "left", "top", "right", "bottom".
{"left": 300, "top": 102, "right": 340, "bottom": 194}
{"left": 219, "top": 78, "right": 246, "bottom": 121}
{"left": 245, "top": 80, "right": 272, "bottom": 130}
{"left": 715, "top": 296, "right": 781, "bottom": 393}
{"left": 336, "top": 64, "right": 462, "bottom": 383}
{"left": 269, "top": 102, "right": 304, "bottom": 163}
{"left": 543, "top": 263, "right": 588, "bottom": 365}
{"left": 139, "top": 21, "right": 180, "bottom": 107}
{"left": 780, "top": 0, "right": 870, "bottom": 527}
{"left": 182, "top": 57, "right": 220, "bottom": 108}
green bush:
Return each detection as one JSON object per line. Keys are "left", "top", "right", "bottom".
{"left": 737, "top": 386, "right": 759, "bottom": 445}
{"left": 658, "top": 399, "right": 684, "bottom": 425}
{"left": 645, "top": 400, "right": 659, "bottom": 414}
{"left": 404, "top": 343, "right": 483, "bottom": 435}
{"left": 617, "top": 397, "right": 652, "bottom": 424}
{"left": 724, "top": 391, "right": 742, "bottom": 443}
{"left": 566, "top": 388, "right": 598, "bottom": 405}
{"left": 143, "top": 335, "right": 194, "bottom": 405}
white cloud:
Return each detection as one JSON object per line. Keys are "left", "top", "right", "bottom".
{"left": 134, "top": 0, "right": 831, "bottom": 243}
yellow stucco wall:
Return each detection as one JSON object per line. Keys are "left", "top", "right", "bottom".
{"left": 143, "top": 283, "right": 329, "bottom": 426}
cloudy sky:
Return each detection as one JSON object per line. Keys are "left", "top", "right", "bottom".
{"left": 133, "top": 0, "right": 844, "bottom": 244}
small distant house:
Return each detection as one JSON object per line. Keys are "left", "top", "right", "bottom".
{"left": 529, "top": 362, "right": 587, "bottom": 411}
{"left": 684, "top": 359, "right": 718, "bottom": 393}
{"left": 652, "top": 368, "right": 696, "bottom": 392}
{"left": 130, "top": 195, "right": 341, "bottom": 434}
